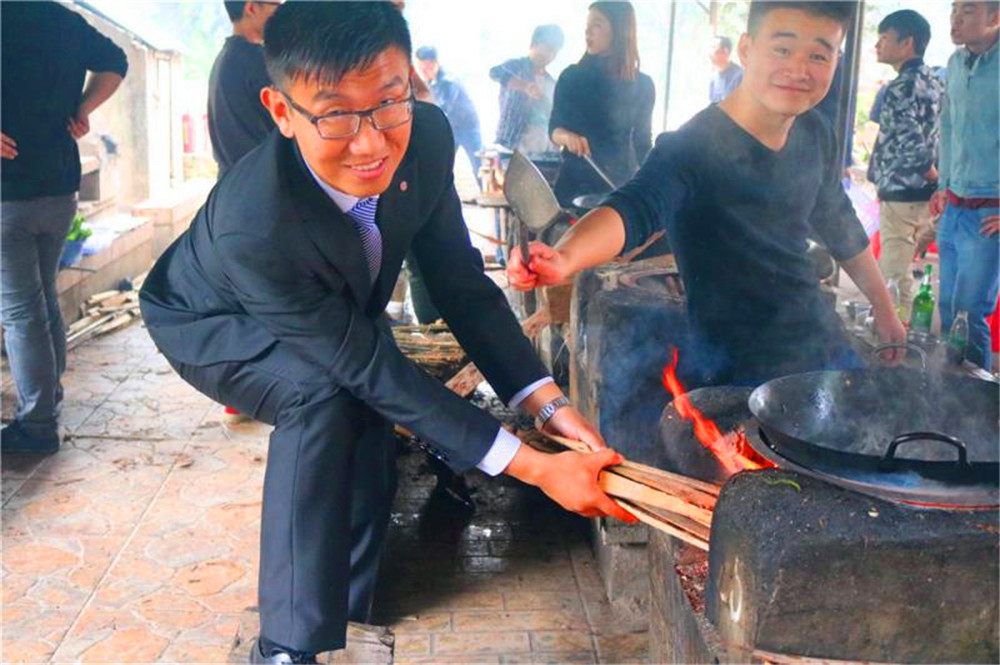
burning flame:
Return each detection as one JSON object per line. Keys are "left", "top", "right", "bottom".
{"left": 661, "top": 347, "right": 772, "bottom": 475}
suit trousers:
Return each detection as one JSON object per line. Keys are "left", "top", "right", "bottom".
{"left": 167, "top": 340, "right": 398, "bottom": 653}
{"left": 878, "top": 200, "right": 931, "bottom": 318}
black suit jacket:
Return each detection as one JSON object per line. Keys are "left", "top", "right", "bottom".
{"left": 140, "top": 103, "right": 547, "bottom": 471}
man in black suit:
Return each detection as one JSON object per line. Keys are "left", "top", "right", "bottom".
{"left": 139, "top": 4, "right": 632, "bottom": 663}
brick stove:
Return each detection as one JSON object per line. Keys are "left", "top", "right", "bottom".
{"left": 648, "top": 386, "right": 1000, "bottom": 664}
{"left": 569, "top": 256, "right": 690, "bottom": 622}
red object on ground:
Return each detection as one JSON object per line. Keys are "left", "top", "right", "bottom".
{"left": 991, "top": 298, "right": 1000, "bottom": 353}
{"left": 870, "top": 231, "right": 937, "bottom": 261}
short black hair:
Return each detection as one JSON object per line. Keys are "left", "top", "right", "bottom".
{"left": 264, "top": 2, "right": 412, "bottom": 88}
{"left": 878, "top": 9, "right": 931, "bottom": 57}
{"left": 747, "top": 1, "right": 855, "bottom": 36}
{"left": 531, "top": 24, "right": 565, "bottom": 50}
{"left": 714, "top": 35, "right": 733, "bottom": 52}
{"left": 223, "top": 1, "right": 246, "bottom": 23}
{"left": 415, "top": 45, "right": 437, "bottom": 61}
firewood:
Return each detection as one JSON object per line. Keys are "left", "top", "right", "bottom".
{"left": 85, "top": 289, "right": 122, "bottom": 305}
{"left": 541, "top": 433, "right": 720, "bottom": 497}
{"left": 444, "top": 308, "right": 552, "bottom": 398}
{"left": 616, "top": 499, "right": 709, "bottom": 551}
{"left": 443, "top": 362, "right": 484, "bottom": 398}
{"left": 67, "top": 313, "right": 117, "bottom": 347}
{"left": 68, "top": 314, "right": 101, "bottom": 334}
{"left": 642, "top": 505, "right": 711, "bottom": 542}
{"left": 610, "top": 464, "right": 717, "bottom": 510}
{"left": 618, "top": 230, "right": 666, "bottom": 264}
{"left": 615, "top": 459, "right": 721, "bottom": 498}
{"left": 95, "top": 313, "right": 133, "bottom": 335}
{"left": 598, "top": 472, "right": 713, "bottom": 528}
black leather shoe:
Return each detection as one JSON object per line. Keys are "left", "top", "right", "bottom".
{"left": 1, "top": 422, "right": 59, "bottom": 454}
{"left": 248, "top": 637, "right": 318, "bottom": 664}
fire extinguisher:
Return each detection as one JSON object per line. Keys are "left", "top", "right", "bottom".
{"left": 182, "top": 113, "right": 194, "bottom": 153}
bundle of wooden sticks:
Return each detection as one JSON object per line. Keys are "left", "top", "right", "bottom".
{"left": 66, "top": 271, "right": 147, "bottom": 350}
{"left": 520, "top": 430, "right": 718, "bottom": 551}
{"left": 391, "top": 323, "right": 467, "bottom": 380}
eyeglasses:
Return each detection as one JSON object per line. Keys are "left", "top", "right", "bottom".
{"left": 280, "top": 89, "right": 415, "bottom": 140}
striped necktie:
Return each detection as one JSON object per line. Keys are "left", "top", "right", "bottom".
{"left": 346, "top": 196, "right": 382, "bottom": 282}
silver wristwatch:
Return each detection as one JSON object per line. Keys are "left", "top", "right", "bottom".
{"left": 537, "top": 396, "right": 571, "bottom": 425}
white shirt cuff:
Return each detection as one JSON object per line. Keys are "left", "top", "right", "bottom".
{"left": 476, "top": 427, "right": 522, "bottom": 476}
{"left": 508, "top": 377, "right": 555, "bottom": 410}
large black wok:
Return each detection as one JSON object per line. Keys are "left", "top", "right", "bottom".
{"left": 748, "top": 368, "right": 999, "bottom": 504}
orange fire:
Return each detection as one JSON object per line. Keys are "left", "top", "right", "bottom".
{"left": 661, "top": 347, "right": 772, "bottom": 475}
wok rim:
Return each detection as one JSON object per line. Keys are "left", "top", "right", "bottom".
{"left": 748, "top": 368, "right": 999, "bottom": 498}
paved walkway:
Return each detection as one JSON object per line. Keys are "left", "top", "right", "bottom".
{"left": 2, "top": 317, "right": 649, "bottom": 664}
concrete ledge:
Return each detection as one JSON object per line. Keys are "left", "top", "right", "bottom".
{"left": 56, "top": 180, "right": 211, "bottom": 326}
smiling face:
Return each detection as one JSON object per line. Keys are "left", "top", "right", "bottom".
{"left": 262, "top": 47, "right": 413, "bottom": 197}
{"left": 585, "top": 8, "right": 613, "bottom": 55}
{"left": 738, "top": 8, "right": 843, "bottom": 120}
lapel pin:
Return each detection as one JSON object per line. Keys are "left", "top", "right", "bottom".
{"left": 400, "top": 180, "right": 408, "bottom": 192}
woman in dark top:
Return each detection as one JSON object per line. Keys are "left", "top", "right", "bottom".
{"left": 549, "top": 1, "right": 655, "bottom": 206}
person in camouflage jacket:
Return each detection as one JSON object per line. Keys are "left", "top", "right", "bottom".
{"left": 868, "top": 9, "right": 944, "bottom": 316}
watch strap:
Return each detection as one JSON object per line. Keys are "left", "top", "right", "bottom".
{"left": 537, "top": 396, "right": 571, "bottom": 425}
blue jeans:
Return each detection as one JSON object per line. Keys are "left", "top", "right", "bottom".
{"left": 1, "top": 194, "right": 76, "bottom": 436}
{"left": 937, "top": 203, "right": 1000, "bottom": 370}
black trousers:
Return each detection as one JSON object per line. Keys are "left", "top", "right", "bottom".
{"left": 168, "top": 341, "right": 398, "bottom": 653}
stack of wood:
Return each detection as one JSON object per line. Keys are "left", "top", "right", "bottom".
{"left": 66, "top": 272, "right": 146, "bottom": 349}
{"left": 391, "top": 322, "right": 467, "bottom": 380}
{"left": 520, "top": 430, "right": 718, "bottom": 551}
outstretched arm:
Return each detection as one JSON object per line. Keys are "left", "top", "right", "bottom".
{"left": 840, "top": 249, "right": 906, "bottom": 362}
{"left": 507, "top": 206, "right": 626, "bottom": 291}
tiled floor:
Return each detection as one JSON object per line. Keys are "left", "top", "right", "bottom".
{"left": 2, "top": 318, "right": 648, "bottom": 664}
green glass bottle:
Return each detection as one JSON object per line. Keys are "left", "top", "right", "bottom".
{"left": 909, "top": 264, "right": 935, "bottom": 334}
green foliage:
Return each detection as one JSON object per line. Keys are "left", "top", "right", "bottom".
{"left": 715, "top": 2, "right": 749, "bottom": 44}
{"left": 146, "top": 2, "right": 231, "bottom": 84}
{"left": 66, "top": 213, "right": 93, "bottom": 242}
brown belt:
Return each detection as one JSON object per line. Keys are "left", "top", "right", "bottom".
{"left": 946, "top": 189, "right": 1000, "bottom": 209}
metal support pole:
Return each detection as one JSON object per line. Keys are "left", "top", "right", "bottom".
{"left": 662, "top": 0, "right": 678, "bottom": 132}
